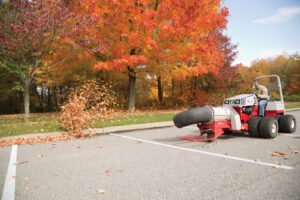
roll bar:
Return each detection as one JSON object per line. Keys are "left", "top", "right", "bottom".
{"left": 255, "top": 74, "right": 283, "bottom": 102}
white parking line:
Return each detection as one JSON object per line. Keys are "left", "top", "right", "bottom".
{"left": 110, "top": 133, "right": 294, "bottom": 170}
{"left": 2, "top": 145, "right": 18, "bottom": 200}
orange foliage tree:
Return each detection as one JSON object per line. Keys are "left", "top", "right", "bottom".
{"left": 80, "top": 0, "right": 229, "bottom": 111}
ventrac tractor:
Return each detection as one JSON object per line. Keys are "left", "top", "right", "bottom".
{"left": 173, "top": 75, "right": 297, "bottom": 142}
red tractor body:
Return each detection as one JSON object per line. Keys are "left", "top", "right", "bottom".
{"left": 174, "top": 75, "right": 296, "bottom": 142}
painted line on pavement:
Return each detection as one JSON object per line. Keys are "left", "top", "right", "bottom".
{"left": 110, "top": 133, "right": 293, "bottom": 170}
{"left": 2, "top": 145, "right": 18, "bottom": 200}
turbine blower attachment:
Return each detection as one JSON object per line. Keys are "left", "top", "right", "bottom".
{"left": 173, "top": 106, "right": 213, "bottom": 128}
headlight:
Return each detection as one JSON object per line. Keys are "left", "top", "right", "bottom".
{"left": 234, "top": 99, "right": 240, "bottom": 104}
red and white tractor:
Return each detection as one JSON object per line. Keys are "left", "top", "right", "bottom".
{"left": 173, "top": 75, "right": 297, "bottom": 142}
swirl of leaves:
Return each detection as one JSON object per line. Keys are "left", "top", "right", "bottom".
{"left": 60, "top": 79, "right": 118, "bottom": 137}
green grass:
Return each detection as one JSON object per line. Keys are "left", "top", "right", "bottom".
{"left": 0, "top": 114, "right": 63, "bottom": 138}
{"left": 92, "top": 112, "right": 175, "bottom": 128}
{"left": 0, "top": 112, "right": 176, "bottom": 138}
{"left": 285, "top": 102, "right": 300, "bottom": 109}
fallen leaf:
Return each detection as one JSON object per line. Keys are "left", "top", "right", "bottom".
{"left": 294, "top": 150, "right": 299, "bottom": 154}
{"left": 105, "top": 170, "right": 112, "bottom": 176}
{"left": 96, "top": 188, "right": 105, "bottom": 194}
{"left": 272, "top": 151, "right": 287, "bottom": 157}
{"left": 37, "top": 154, "right": 43, "bottom": 158}
{"left": 16, "top": 161, "right": 29, "bottom": 165}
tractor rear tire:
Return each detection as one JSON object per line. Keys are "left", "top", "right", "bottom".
{"left": 279, "top": 115, "right": 296, "bottom": 133}
{"left": 259, "top": 117, "right": 278, "bottom": 139}
{"left": 248, "top": 116, "right": 262, "bottom": 137}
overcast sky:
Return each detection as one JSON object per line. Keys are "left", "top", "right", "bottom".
{"left": 224, "top": 0, "right": 300, "bottom": 66}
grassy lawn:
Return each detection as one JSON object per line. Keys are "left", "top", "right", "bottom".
{"left": 0, "top": 112, "right": 176, "bottom": 138}
{"left": 92, "top": 112, "right": 175, "bottom": 128}
{"left": 0, "top": 113, "right": 63, "bottom": 138}
{"left": 285, "top": 102, "right": 300, "bottom": 109}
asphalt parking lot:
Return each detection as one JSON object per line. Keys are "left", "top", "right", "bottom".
{"left": 1, "top": 110, "right": 300, "bottom": 200}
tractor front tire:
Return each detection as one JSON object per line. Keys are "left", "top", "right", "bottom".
{"left": 259, "top": 117, "right": 278, "bottom": 139}
{"left": 248, "top": 116, "right": 262, "bottom": 137}
{"left": 279, "top": 115, "right": 296, "bottom": 133}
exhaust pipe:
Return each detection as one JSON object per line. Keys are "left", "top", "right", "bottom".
{"left": 173, "top": 106, "right": 213, "bottom": 128}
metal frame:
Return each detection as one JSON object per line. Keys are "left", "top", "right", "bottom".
{"left": 255, "top": 74, "right": 284, "bottom": 102}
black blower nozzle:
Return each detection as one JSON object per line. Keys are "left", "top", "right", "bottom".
{"left": 173, "top": 106, "right": 213, "bottom": 128}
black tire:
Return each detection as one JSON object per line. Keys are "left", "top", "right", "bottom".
{"left": 275, "top": 115, "right": 281, "bottom": 122}
{"left": 173, "top": 107, "right": 213, "bottom": 128}
{"left": 259, "top": 117, "right": 278, "bottom": 138}
{"left": 279, "top": 115, "right": 296, "bottom": 133}
{"left": 248, "top": 116, "right": 262, "bottom": 137}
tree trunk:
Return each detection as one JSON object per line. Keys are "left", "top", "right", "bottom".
{"left": 128, "top": 68, "right": 136, "bottom": 112}
{"left": 24, "top": 78, "right": 30, "bottom": 123}
{"left": 40, "top": 87, "right": 44, "bottom": 112}
{"left": 171, "top": 79, "right": 175, "bottom": 97}
{"left": 157, "top": 76, "right": 163, "bottom": 104}
{"left": 47, "top": 88, "right": 52, "bottom": 111}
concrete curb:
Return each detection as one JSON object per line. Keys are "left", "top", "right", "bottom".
{"left": 1, "top": 121, "right": 174, "bottom": 141}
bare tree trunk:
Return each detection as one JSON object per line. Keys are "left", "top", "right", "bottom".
{"left": 171, "top": 79, "right": 175, "bottom": 97}
{"left": 24, "top": 77, "right": 30, "bottom": 123}
{"left": 40, "top": 87, "right": 44, "bottom": 112}
{"left": 128, "top": 68, "right": 136, "bottom": 112}
{"left": 157, "top": 76, "right": 163, "bottom": 104}
{"left": 47, "top": 88, "right": 52, "bottom": 111}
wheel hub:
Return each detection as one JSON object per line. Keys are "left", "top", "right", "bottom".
{"left": 271, "top": 123, "right": 277, "bottom": 133}
{"left": 291, "top": 120, "right": 295, "bottom": 129}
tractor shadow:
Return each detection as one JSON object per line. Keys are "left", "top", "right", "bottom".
{"left": 218, "top": 132, "right": 250, "bottom": 140}
{"left": 153, "top": 132, "right": 252, "bottom": 144}
{"left": 154, "top": 137, "right": 191, "bottom": 144}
